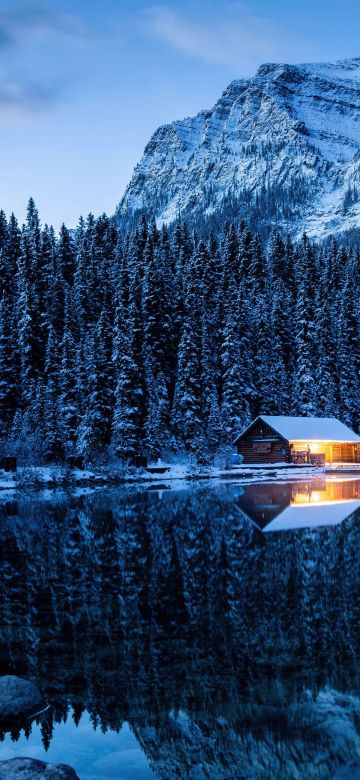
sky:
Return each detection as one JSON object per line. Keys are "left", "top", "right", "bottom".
{"left": 1, "top": 0, "right": 360, "bottom": 229}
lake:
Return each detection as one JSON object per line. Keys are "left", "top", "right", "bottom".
{"left": 1, "top": 478, "right": 360, "bottom": 779}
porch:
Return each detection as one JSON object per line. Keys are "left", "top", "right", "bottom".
{"left": 290, "top": 441, "right": 358, "bottom": 466}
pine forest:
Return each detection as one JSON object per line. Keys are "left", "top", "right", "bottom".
{"left": 0, "top": 198, "right": 359, "bottom": 465}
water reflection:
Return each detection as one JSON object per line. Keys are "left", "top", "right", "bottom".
{"left": 1, "top": 481, "right": 360, "bottom": 778}
{"left": 237, "top": 478, "right": 360, "bottom": 531}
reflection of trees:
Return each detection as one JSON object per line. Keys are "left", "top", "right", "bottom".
{"left": 1, "top": 486, "right": 360, "bottom": 771}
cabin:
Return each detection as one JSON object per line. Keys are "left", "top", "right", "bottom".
{"left": 234, "top": 415, "right": 360, "bottom": 465}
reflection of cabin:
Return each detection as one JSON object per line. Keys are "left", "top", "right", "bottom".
{"left": 234, "top": 416, "right": 360, "bottom": 465}
{"left": 236, "top": 483, "right": 292, "bottom": 528}
{"left": 237, "top": 479, "right": 360, "bottom": 532}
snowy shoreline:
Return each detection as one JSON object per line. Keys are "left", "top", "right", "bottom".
{"left": 0, "top": 463, "right": 329, "bottom": 492}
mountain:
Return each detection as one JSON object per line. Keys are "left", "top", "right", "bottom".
{"left": 117, "top": 57, "right": 360, "bottom": 238}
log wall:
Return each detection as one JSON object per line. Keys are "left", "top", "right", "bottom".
{"left": 331, "top": 443, "right": 358, "bottom": 463}
{"left": 236, "top": 420, "right": 289, "bottom": 464}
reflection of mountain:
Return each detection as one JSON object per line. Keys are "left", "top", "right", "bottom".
{"left": 1, "top": 484, "right": 360, "bottom": 777}
{"left": 237, "top": 479, "right": 360, "bottom": 531}
{"left": 132, "top": 688, "right": 360, "bottom": 780}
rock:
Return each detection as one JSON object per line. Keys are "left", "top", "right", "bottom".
{"left": 117, "top": 56, "right": 360, "bottom": 239}
{"left": 0, "top": 676, "right": 46, "bottom": 727}
{"left": 0, "top": 758, "right": 79, "bottom": 779}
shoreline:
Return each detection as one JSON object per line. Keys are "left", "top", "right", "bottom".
{"left": 0, "top": 463, "right": 330, "bottom": 493}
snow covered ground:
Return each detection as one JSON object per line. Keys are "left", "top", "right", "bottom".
{"left": 0, "top": 462, "right": 324, "bottom": 491}
{"left": 3, "top": 459, "right": 360, "bottom": 493}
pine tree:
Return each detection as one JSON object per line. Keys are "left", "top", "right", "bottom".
{"left": 268, "top": 229, "right": 286, "bottom": 281}
{"left": 252, "top": 291, "right": 276, "bottom": 413}
{"left": 0, "top": 211, "right": 9, "bottom": 300}
{"left": 314, "top": 278, "right": 338, "bottom": 416}
{"left": 171, "top": 247, "right": 204, "bottom": 454}
{"left": 42, "top": 324, "right": 63, "bottom": 461}
{"left": 0, "top": 292, "right": 18, "bottom": 436}
{"left": 338, "top": 262, "right": 360, "bottom": 428}
{"left": 247, "top": 233, "right": 267, "bottom": 292}
{"left": 73, "top": 216, "right": 88, "bottom": 331}
{"left": 57, "top": 223, "right": 75, "bottom": 287}
{"left": 171, "top": 315, "right": 204, "bottom": 454}
{"left": 270, "top": 279, "right": 293, "bottom": 413}
{"left": 17, "top": 251, "right": 36, "bottom": 405}
{"left": 6, "top": 213, "right": 21, "bottom": 299}
{"left": 201, "top": 317, "right": 222, "bottom": 451}
{"left": 221, "top": 287, "right": 251, "bottom": 440}
{"left": 292, "top": 237, "right": 317, "bottom": 415}
{"left": 78, "top": 311, "right": 114, "bottom": 458}
{"left": 59, "top": 295, "right": 79, "bottom": 453}
{"left": 142, "top": 238, "right": 171, "bottom": 454}
{"left": 112, "top": 290, "right": 143, "bottom": 460}
{"left": 222, "top": 223, "right": 239, "bottom": 290}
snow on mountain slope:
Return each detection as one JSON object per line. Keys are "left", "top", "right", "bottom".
{"left": 117, "top": 57, "right": 360, "bottom": 237}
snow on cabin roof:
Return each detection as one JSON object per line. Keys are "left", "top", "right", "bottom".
{"left": 235, "top": 416, "right": 360, "bottom": 443}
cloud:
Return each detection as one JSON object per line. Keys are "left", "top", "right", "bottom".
{"left": 0, "top": 1, "right": 92, "bottom": 121}
{"left": 0, "top": 0, "right": 91, "bottom": 49}
{"left": 144, "top": 3, "right": 290, "bottom": 74}
{"left": 0, "top": 78, "right": 61, "bottom": 119}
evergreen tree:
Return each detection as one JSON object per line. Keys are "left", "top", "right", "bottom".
{"left": 43, "top": 324, "right": 63, "bottom": 461}
{"left": 0, "top": 200, "right": 358, "bottom": 464}
{"left": 171, "top": 315, "right": 204, "bottom": 454}
{"left": 314, "top": 280, "right": 338, "bottom": 416}
{"left": 57, "top": 223, "right": 75, "bottom": 287}
{"left": 201, "top": 318, "right": 222, "bottom": 451}
{"left": 59, "top": 295, "right": 79, "bottom": 453}
{"left": 171, "top": 246, "right": 205, "bottom": 455}
{"left": 142, "top": 237, "right": 171, "bottom": 453}
{"left": 292, "top": 237, "right": 317, "bottom": 415}
{"left": 78, "top": 310, "right": 114, "bottom": 457}
{"left": 0, "top": 292, "right": 18, "bottom": 436}
{"left": 338, "top": 263, "right": 360, "bottom": 427}
{"left": 221, "top": 286, "right": 251, "bottom": 439}
{"left": 112, "top": 296, "right": 143, "bottom": 460}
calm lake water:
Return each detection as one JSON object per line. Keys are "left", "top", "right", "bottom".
{"left": 1, "top": 478, "right": 360, "bottom": 779}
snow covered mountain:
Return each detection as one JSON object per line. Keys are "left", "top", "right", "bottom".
{"left": 117, "top": 57, "right": 360, "bottom": 238}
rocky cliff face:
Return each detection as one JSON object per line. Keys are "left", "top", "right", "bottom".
{"left": 117, "top": 57, "right": 360, "bottom": 237}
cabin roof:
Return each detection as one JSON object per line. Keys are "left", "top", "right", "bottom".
{"left": 234, "top": 415, "right": 360, "bottom": 444}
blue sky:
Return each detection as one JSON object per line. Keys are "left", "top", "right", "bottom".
{"left": 1, "top": 0, "right": 360, "bottom": 229}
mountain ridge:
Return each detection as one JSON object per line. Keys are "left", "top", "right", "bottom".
{"left": 116, "top": 56, "right": 360, "bottom": 237}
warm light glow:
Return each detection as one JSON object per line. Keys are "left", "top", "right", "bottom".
{"left": 289, "top": 440, "right": 356, "bottom": 463}
{"left": 291, "top": 480, "right": 360, "bottom": 505}
{"left": 311, "top": 491, "right": 322, "bottom": 502}
{"left": 292, "top": 499, "right": 359, "bottom": 508}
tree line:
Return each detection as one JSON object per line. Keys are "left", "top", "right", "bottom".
{"left": 0, "top": 198, "right": 359, "bottom": 463}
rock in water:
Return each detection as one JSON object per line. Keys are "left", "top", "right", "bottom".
{"left": 0, "top": 676, "right": 46, "bottom": 726}
{"left": 0, "top": 758, "right": 79, "bottom": 779}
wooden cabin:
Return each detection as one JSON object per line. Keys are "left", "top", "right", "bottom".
{"left": 234, "top": 415, "right": 360, "bottom": 465}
